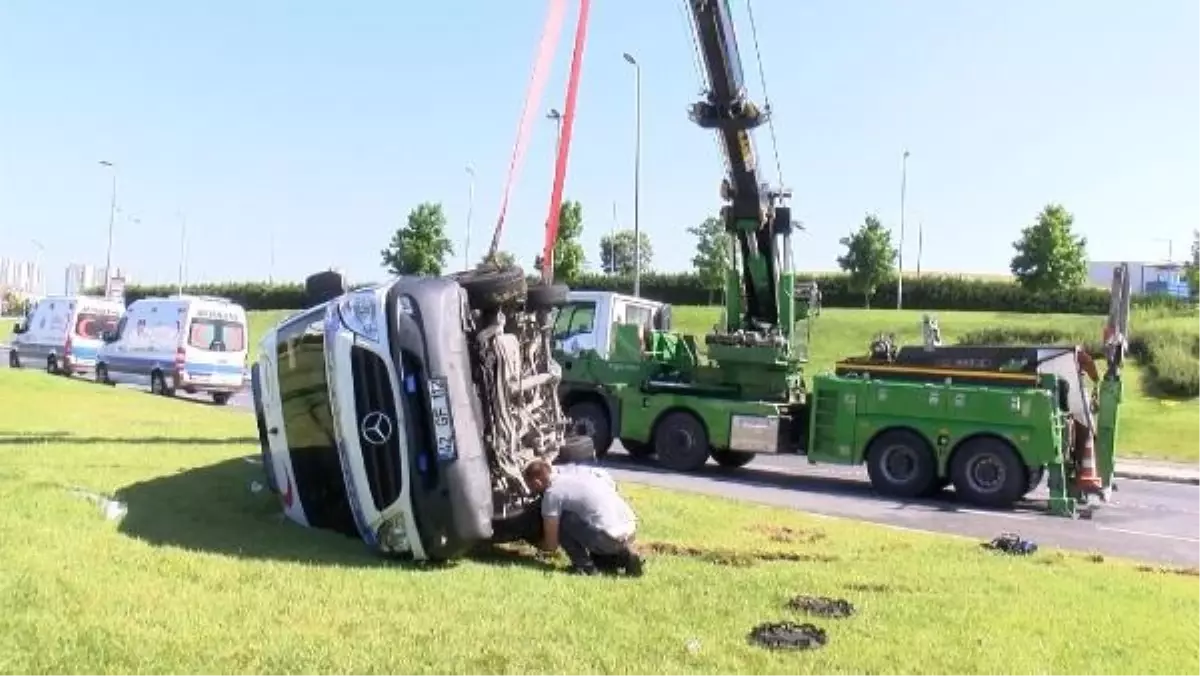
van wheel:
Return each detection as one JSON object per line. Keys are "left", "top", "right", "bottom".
{"left": 567, "top": 400, "right": 613, "bottom": 458}
{"left": 865, "top": 429, "right": 938, "bottom": 499}
{"left": 8, "top": 350, "right": 18, "bottom": 369}
{"left": 46, "top": 356, "right": 58, "bottom": 375}
{"left": 150, "top": 372, "right": 175, "bottom": 397}
{"left": 653, "top": 411, "right": 711, "bottom": 472}
{"left": 456, "top": 265, "right": 527, "bottom": 311}
{"left": 212, "top": 392, "right": 231, "bottom": 406}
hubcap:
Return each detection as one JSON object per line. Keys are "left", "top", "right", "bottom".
{"left": 967, "top": 455, "right": 1006, "bottom": 493}
{"left": 881, "top": 445, "right": 919, "bottom": 483}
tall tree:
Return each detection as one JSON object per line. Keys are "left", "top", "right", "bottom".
{"left": 480, "top": 250, "right": 517, "bottom": 269}
{"left": 1009, "top": 203, "right": 1088, "bottom": 293}
{"left": 600, "top": 229, "right": 653, "bottom": 276}
{"left": 836, "top": 213, "right": 897, "bottom": 309}
{"left": 1186, "top": 229, "right": 1199, "bottom": 296}
{"left": 552, "top": 200, "right": 587, "bottom": 282}
{"left": 380, "top": 202, "right": 454, "bottom": 276}
{"left": 688, "top": 215, "right": 729, "bottom": 292}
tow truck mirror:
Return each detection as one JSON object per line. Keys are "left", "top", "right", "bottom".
{"left": 654, "top": 305, "right": 672, "bottom": 331}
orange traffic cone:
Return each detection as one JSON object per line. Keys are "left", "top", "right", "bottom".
{"left": 1072, "top": 419, "right": 1103, "bottom": 493}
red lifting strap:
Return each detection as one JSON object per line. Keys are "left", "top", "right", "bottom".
{"left": 486, "top": 0, "right": 568, "bottom": 263}
{"left": 541, "top": 0, "right": 592, "bottom": 282}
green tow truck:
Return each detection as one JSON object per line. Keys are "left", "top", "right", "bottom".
{"left": 551, "top": 0, "right": 1128, "bottom": 517}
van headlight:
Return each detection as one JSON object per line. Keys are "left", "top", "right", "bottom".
{"left": 376, "top": 515, "right": 411, "bottom": 554}
{"left": 337, "top": 291, "right": 381, "bottom": 342}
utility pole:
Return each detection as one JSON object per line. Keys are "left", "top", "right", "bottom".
{"left": 177, "top": 211, "right": 188, "bottom": 294}
{"left": 897, "top": 149, "right": 910, "bottom": 310}
{"left": 610, "top": 201, "right": 619, "bottom": 274}
{"left": 464, "top": 164, "right": 475, "bottom": 268}
{"left": 623, "top": 52, "right": 642, "bottom": 296}
{"left": 916, "top": 221, "right": 924, "bottom": 278}
{"left": 98, "top": 160, "right": 117, "bottom": 296}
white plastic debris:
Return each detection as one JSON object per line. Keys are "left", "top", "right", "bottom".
{"left": 68, "top": 487, "right": 127, "bottom": 522}
{"left": 686, "top": 638, "right": 701, "bottom": 655}
{"left": 249, "top": 480, "right": 264, "bottom": 494}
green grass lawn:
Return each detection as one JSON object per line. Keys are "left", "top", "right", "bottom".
{"left": 0, "top": 370, "right": 1197, "bottom": 674}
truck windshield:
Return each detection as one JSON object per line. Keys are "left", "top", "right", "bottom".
{"left": 553, "top": 302, "right": 596, "bottom": 340}
{"left": 188, "top": 319, "right": 246, "bottom": 352}
{"left": 74, "top": 312, "right": 121, "bottom": 339}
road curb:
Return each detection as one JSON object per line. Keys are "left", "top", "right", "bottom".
{"left": 1115, "top": 470, "right": 1200, "bottom": 486}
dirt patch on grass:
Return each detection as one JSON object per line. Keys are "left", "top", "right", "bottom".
{"left": 1137, "top": 564, "right": 1200, "bottom": 577}
{"left": 747, "top": 621, "right": 828, "bottom": 651}
{"left": 786, "top": 595, "right": 856, "bottom": 618}
{"left": 746, "top": 524, "right": 826, "bottom": 544}
{"left": 643, "top": 540, "right": 838, "bottom": 567}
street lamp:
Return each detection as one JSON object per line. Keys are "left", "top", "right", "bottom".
{"left": 98, "top": 160, "right": 117, "bottom": 296}
{"left": 897, "top": 149, "right": 910, "bottom": 310}
{"left": 622, "top": 52, "right": 642, "bottom": 296}
{"left": 546, "top": 108, "right": 563, "bottom": 153}
{"left": 464, "top": 165, "right": 476, "bottom": 269}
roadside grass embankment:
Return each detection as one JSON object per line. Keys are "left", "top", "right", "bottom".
{"left": 0, "top": 369, "right": 1196, "bottom": 674}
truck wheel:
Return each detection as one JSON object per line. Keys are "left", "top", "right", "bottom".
{"left": 712, "top": 449, "right": 755, "bottom": 468}
{"left": 526, "top": 283, "right": 569, "bottom": 310}
{"left": 557, "top": 434, "right": 596, "bottom": 464}
{"left": 653, "top": 411, "right": 711, "bottom": 472}
{"left": 1024, "top": 465, "right": 1046, "bottom": 495}
{"left": 865, "top": 429, "right": 938, "bottom": 498}
{"left": 456, "top": 265, "right": 527, "bottom": 311}
{"left": 8, "top": 350, "right": 19, "bottom": 369}
{"left": 567, "top": 400, "right": 613, "bottom": 457}
{"left": 950, "top": 437, "right": 1026, "bottom": 508}
{"left": 621, "top": 439, "right": 654, "bottom": 460}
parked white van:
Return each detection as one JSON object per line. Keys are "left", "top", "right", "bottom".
{"left": 96, "top": 295, "right": 249, "bottom": 404}
{"left": 9, "top": 295, "right": 125, "bottom": 376}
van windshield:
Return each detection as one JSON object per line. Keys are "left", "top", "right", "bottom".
{"left": 188, "top": 318, "right": 246, "bottom": 352}
{"left": 75, "top": 312, "right": 121, "bottom": 339}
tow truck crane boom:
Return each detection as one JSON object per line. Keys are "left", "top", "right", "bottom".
{"left": 686, "top": 0, "right": 796, "bottom": 339}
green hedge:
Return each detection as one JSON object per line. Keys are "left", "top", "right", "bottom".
{"left": 94, "top": 272, "right": 1196, "bottom": 316}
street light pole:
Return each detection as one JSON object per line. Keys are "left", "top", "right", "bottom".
{"left": 546, "top": 108, "right": 563, "bottom": 153}
{"left": 99, "top": 160, "right": 117, "bottom": 296}
{"left": 464, "top": 165, "right": 476, "bottom": 269}
{"left": 897, "top": 149, "right": 910, "bottom": 310}
{"left": 622, "top": 52, "right": 642, "bottom": 296}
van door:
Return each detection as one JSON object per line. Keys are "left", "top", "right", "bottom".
{"left": 182, "top": 309, "right": 248, "bottom": 390}
{"left": 70, "top": 303, "right": 122, "bottom": 367}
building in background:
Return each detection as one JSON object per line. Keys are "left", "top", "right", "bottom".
{"left": 62, "top": 264, "right": 133, "bottom": 296}
{"left": 0, "top": 257, "right": 43, "bottom": 296}
{"left": 1087, "top": 260, "right": 1191, "bottom": 298}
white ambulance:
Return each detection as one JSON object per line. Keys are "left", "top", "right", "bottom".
{"left": 8, "top": 295, "right": 125, "bottom": 376}
{"left": 96, "top": 295, "right": 249, "bottom": 404}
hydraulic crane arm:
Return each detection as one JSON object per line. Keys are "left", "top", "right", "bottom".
{"left": 686, "top": 0, "right": 794, "bottom": 336}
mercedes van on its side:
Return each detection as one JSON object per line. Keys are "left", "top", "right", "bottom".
{"left": 252, "top": 268, "right": 583, "bottom": 561}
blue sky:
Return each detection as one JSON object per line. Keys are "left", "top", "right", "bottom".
{"left": 1, "top": 0, "right": 1197, "bottom": 288}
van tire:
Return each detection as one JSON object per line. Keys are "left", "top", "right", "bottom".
{"left": 95, "top": 363, "right": 113, "bottom": 386}
{"left": 212, "top": 392, "right": 232, "bottom": 406}
{"left": 526, "top": 283, "right": 570, "bottom": 310}
{"left": 8, "top": 350, "right": 18, "bottom": 369}
{"left": 456, "top": 265, "right": 527, "bottom": 311}
{"left": 567, "top": 400, "right": 613, "bottom": 458}
{"left": 150, "top": 371, "right": 175, "bottom": 397}
{"left": 46, "top": 356, "right": 58, "bottom": 375}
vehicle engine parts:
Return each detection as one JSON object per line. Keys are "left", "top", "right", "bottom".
{"left": 747, "top": 621, "right": 828, "bottom": 651}
{"left": 785, "top": 595, "right": 856, "bottom": 618}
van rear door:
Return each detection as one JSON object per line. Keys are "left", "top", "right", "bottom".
{"left": 183, "top": 309, "right": 247, "bottom": 387}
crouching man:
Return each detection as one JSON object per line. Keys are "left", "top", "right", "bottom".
{"left": 523, "top": 459, "right": 644, "bottom": 577}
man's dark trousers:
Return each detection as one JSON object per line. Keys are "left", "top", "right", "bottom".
{"left": 559, "top": 511, "right": 629, "bottom": 569}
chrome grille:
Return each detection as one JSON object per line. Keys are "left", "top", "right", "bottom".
{"left": 349, "top": 346, "right": 402, "bottom": 511}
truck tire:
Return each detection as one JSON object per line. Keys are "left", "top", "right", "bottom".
{"left": 950, "top": 437, "right": 1027, "bottom": 509}
{"left": 1024, "top": 465, "right": 1046, "bottom": 495}
{"left": 526, "top": 283, "right": 569, "bottom": 310}
{"left": 712, "top": 449, "right": 755, "bottom": 468}
{"left": 557, "top": 434, "right": 596, "bottom": 464}
{"left": 653, "top": 411, "right": 711, "bottom": 472}
{"left": 567, "top": 400, "right": 613, "bottom": 457}
{"left": 865, "top": 429, "right": 938, "bottom": 499}
{"left": 456, "top": 265, "right": 527, "bottom": 311}
{"left": 620, "top": 439, "right": 654, "bottom": 460}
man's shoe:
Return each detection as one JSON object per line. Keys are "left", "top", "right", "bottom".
{"left": 619, "top": 548, "right": 645, "bottom": 577}
{"left": 591, "top": 553, "right": 623, "bottom": 574}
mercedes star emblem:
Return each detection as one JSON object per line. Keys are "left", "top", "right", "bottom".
{"left": 360, "top": 411, "right": 394, "bottom": 446}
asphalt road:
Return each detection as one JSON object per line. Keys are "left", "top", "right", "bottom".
{"left": 4, "top": 347, "right": 1197, "bottom": 566}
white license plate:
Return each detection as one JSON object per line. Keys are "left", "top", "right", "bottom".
{"left": 428, "top": 378, "right": 457, "bottom": 461}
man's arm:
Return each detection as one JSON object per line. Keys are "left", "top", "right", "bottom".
{"left": 538, "top": 490, "right": 562, "bottom": 552}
